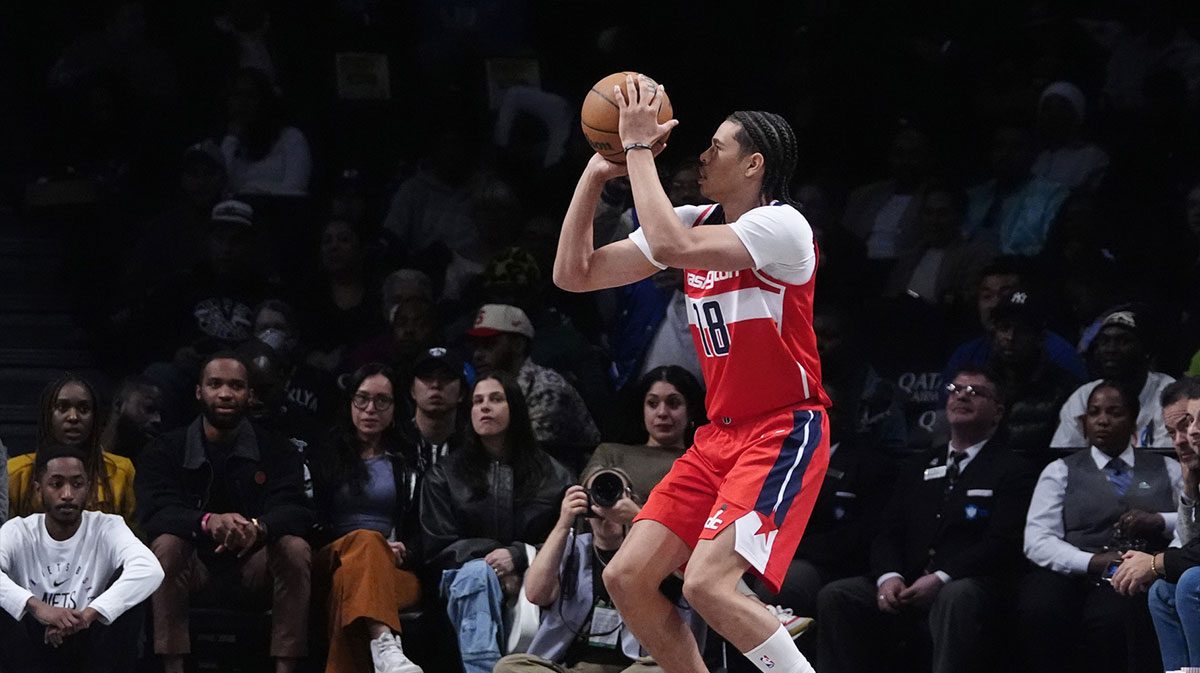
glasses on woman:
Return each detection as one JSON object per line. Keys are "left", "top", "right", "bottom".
{"left": 351, "top": 392, "right": 394, "bottom": 411}
{"left": 944, "top": 383, "right": 994, "bottom": 400}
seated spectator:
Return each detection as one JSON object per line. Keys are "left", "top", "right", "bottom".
{"left": 311, "top": 364, "right": 423, "bottom": 673}
{"left": 0, "top": 445, "right": 164, "bottom": 673}
{"left": 817, "top": 367, "right": 1034, "bottom": 673}
{"left": 343, "top": 296, "right": 441, "bottom": 380}
{"left": 963, "top": 120, "right": 1069, "bottom": 257}
{"left": 137, "top": 199, "right": 279, "bottom": 426}
{"left": 381, "top": 125, "right": 484, "bottom": 288}
{"left": 381, "top": 269, "right": 435, "bottom": 325}
{"left": 420, "top": 373, "right": 573, "bottom": 673}
{"left": 582, "top": 365, "right": 706, "bottom": 519}
{"left": 471, "top": 247, "right": 616, "bottom": 436}
{"left": 1106, "top": 378, "right": 1200, "bottom": 670}
{"left": 303, "top": 219, "right": 384, "bottom": 363}
{"left": 841, "top": 123, "right": 934, "bottom": 289}
{"left": 236, "top": 339, "right": 326, "bottom": 453}
{"left": 1019, "top": 380, "right": 1177, "bottom": 673}
{"left": 9, "top": 376, "right": 137, "bottom": 530}
{"left": 252, "top": 299, "right": 339, "bottom": 424}
{"left": 1052, "top": 308, "right": 1176, "bottom": 448}
{"left": 135, "top": 352, "right": 314, "bottom": 673}
{"left": 881, "top": 180, "right": 980, "bottom": 307}
{"left": 469, "top": 304, "right": 601, "bottom": 462}
{"left": 492, "top": 480, "right": 700, "bottom": 673}
{"left": 125, "top": 140, "right": 228, "bottom": 290}
{"left": 220, "top": 67, "right": 312, "bottom": 196}
{"left": 1164, "top": 379, "right": 1200, "bottom": 546}
{"left": 987, "top": 291, "right": 1083, "bottom": 456}
{"left": 400, "top": 347, "right": 469, "bottom": 477}
{"left": 98, "top": 376, "right": 162, "bottom": 462}
{"left": 943, "top": 257, "right": 1088, "bottom": 386}
{"left": 1032, "top": 81, "right": 1110, "bottom": 192}
{"left": 441, "top": 177, "right": 522, "bottom": 302}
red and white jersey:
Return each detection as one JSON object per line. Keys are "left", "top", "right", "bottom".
{"left": 628, "top": 202, "right": 830, "bottom": 424}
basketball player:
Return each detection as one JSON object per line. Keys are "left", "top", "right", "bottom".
{"left": 554, "top": 75, "right": 830, "bottom": 673}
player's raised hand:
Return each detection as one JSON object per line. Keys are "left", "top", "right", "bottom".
{"left": 616, "top": 74, "right": 678, "bottom": 149}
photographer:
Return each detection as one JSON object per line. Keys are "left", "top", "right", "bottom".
{"left": 579, "top": 366, "right": 705, "bottom": 527}
{"left": 494, "top": 476, "right": 700, "bottom": 673}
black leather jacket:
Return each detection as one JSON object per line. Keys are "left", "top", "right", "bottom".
{"left": 420, "top": 448, "right": 573, "bottom": 574}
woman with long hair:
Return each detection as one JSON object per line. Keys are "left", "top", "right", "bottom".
{"left": 581, "top": 365, "right": 706, "bottom": 524}
{"left": 420, "top": 373, "right": 573, "bottom": 673}
{"left": 8, "top": 375, "right": 135, "bottom": 527}
{"left": 311, "top": 363, "right": 423, "bottom": 673}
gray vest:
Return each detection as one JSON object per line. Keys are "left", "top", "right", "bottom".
{"left": 1062, "top": 450, "right": 1174, "bottom": 553}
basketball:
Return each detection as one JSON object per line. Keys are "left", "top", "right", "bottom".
{"left": 581, "top": 71, "right": 673, "bottom": 164}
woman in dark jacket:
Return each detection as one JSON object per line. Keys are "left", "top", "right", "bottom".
{"left": 311, "top": 364, "right": 422, "bottom": 673}
{"left": 420, "top": 372, "right": 573, "bottom": 673}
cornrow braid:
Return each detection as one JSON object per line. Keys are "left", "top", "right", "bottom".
{"left": 726, "top": 111, "right": 799, "bottom": 207}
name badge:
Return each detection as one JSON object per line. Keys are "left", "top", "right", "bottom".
{"left": 589, "top": 601, "right": 622, "bottom": 648}
{"left": 923, "top": 465, "right": 948, "bottom": 481}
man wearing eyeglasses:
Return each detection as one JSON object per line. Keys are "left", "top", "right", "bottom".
{"left": 134, "top": 352, "right": 315, "bottom": 673}
{"left": 817, "top": 366, "right": 1035, "bottom": 673}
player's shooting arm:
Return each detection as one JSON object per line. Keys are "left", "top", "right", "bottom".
{"left": 554, "top": 164, "right": 659, "bottom": 293}
{"left": 624, "top": 152, "right": 755, "bottom": 271}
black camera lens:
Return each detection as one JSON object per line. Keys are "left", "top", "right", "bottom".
{"left": 588, "top": 471, "right": 626, "bottom": 508}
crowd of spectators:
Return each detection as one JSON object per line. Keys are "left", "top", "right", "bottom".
{"left": 5, "top": 1, "right": 1200, "bottom": 672}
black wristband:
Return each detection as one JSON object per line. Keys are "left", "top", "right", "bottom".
{"left": 623, "top": 142, "right": 653, "bottom": 153}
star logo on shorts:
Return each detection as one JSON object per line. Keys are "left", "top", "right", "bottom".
{"left": 755, "top": 511, "right": 779, "bottom": 537}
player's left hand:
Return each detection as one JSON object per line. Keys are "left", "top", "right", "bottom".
{"left": 1111, "top": 551, "right": 1156, "bottom": 596}
{"left": 897, "top": 573, "right": 944, "bottom": 608}
{"left": 616, "top": 74, "right": 678, "bottom": 148}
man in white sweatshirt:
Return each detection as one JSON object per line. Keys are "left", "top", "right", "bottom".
{"left": 0, "top": 444, "right": 164, "bottom": 672}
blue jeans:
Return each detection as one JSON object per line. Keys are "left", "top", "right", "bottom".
{"left": 1149, "top": 567, "right": 1200, "bottom": 669}
{"left": 442, "top": 558, "right": 506, "bottom": 673}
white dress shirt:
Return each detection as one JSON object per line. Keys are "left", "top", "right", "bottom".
{"left": 1024, "top": 445, "right": 1182, "bottom": 575}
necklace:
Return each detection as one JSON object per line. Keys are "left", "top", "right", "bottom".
{"left": 592, "top": 546, "right": 615, "bottom": 568}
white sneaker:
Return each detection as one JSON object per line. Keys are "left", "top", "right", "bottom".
{"left": 370, "top": 632, "right": 424, "bottom": 673}
{"left": 764, "top": 604, "right": 813, "bottom": 640}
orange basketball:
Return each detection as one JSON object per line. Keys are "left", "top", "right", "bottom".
{"left": 581, "top": 71, "right": 673, "bottom": 164}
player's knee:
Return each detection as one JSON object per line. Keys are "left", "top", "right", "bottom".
{"left": 681, "top": 567, "right": 728, "bottom": 613}
{"left": 602, "top": 556, "right": 638, "bottom": 600}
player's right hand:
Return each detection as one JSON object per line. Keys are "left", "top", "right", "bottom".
{"left": 557, "top": 485, "right": 590, "bottom": 530}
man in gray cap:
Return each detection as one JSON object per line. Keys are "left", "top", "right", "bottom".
{"left": 468, "top": 304, "right": 600, "bottom": 463}
{"left": 1051, "top": 307, "right": 1176, "bottom": 448}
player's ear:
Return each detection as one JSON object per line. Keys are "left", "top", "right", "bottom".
{"left": 744, "top": 152, "right": 764, "bottom": 178}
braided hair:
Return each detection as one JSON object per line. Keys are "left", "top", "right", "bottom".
{"left": 726, "top": 111, "right": 799, "bottom": 207}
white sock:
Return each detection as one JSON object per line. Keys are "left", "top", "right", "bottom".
{"left": 743, "top": 624, "right": 815, "bottom": 673}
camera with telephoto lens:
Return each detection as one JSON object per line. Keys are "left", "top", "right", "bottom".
{"left": 586, "top": 469, "right": 629, "bottom": 515}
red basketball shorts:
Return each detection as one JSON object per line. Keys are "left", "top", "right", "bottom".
{"left": 635, "top": 406, "right": 830, "bottom": 593}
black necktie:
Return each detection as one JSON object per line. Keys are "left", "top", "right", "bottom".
{"left": 947, "top": 450, "right": 968, "bottom": 488}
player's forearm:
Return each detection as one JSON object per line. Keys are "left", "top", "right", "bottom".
{"left": 554, "top": 169, "right": 606, "bottom": 292}
{"left": 625, "top": 150, "right": 686, "bottom": 264}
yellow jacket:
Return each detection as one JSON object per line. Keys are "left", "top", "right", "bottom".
{"left": 7, "top": 451, "right": 137, "bottom": 531}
